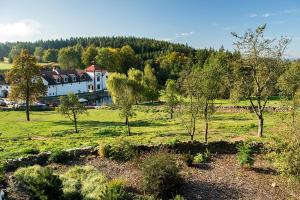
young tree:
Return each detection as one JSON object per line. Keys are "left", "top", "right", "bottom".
{"left": 277, "top": 62, "right": 300, "bottom": 125}
{"left": 56, "top": 93, "right": 87, "bottom": 133}
{"left": 200, "top": 53, "right": 226, "bottom": 143}
{"left": 42, "top": 49, "right": 58, "bottom": 63}
{"left": 160, "top": 79, "right": 179, "bottom": 119}
{"left": 81, "top": 45, "right": 98, "bottom": 66}
{"left": 181, "top": 68, "right": 202, "bottom": 142}
{"left": 6, "top": 49, "right": 47, "bottom": 121}
{"left": 143, "top": 64, "right": 159, "bottom": 103}
{"left": 231, "top": 24, "right": 290, "bottom": 137}
{"left": 107, "top": 73, "right": 135, "bottom": 135}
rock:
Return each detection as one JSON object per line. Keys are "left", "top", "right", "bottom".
{"left": 271, "top": 182, "right": 277, "bottom": 188}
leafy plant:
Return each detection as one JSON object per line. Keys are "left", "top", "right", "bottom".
{"left": 193, "top": 149, "right": 211, "bottom": 164}
{"left": 236, "top": 143, "right": 254, "bottom": 168}
{"left": 14, "top": 165, "right": 63, "bottom": 200}
{"left": 100, "top": 141, "right": 137, "bottom": 161}
{"left": 141, "top": 152, "right": 182, "bottom": 199}
{"left": 49, "top": 150, "right": 71, "bottom": 164}
{"left": 173, "top": 195, "right": 185, "bottom": 200}
{"left": 100, "top": 178, "right": 131, "bottom": 200}
{"left": 61, "top": 165, "right": 107, "bottom": 200}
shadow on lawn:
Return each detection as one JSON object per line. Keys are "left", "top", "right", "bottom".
{"left": 181, "top": 181, "right": 243, "bottom": 200}
{"left": 53, "top": 119, "right": 167, "bottom": 128}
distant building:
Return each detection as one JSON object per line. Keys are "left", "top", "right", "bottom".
{"left": 0, "top": 65, "right": 109, "bottom": 98}
{"left": 0, "top": 74, "right": 9, "bottom": 98}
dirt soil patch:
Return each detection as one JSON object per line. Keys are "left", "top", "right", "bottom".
{"left": 3, "top": 154, "right": 300, "bottom": 200}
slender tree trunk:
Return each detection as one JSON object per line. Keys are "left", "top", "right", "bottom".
{"left": 127, "top": 117, "right": 131, "bottom": 136}
{"left": 125, "top": 117, "right": 128, "bottom": 125}
{"left": 204, "top": 100, "right": 208, "bottom": 143}
{"left": 170, "top": 107, "right": 173, "bottom": 119}
{"left": 73, "top": 112, "right": 78, "bottom": 133}
{"left": 25, "top": 85, "right": 30, "bottom": 121}
{"left": 258, "top": 114, "right": 263, "bottom": 137}
{"left": 190, "top": 134, "right": 194, "bottom": 142}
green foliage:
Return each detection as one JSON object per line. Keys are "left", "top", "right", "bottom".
{"left": 81, "top": 45, "right": 98, "bottom": 66}
{"left": 0, "top": 161, "right": 4, "bottom": 183}
{"left": 33, "top": 47, "right": 43, "bottom": 62}
{"left": 99, "top": 141, "right": 137, "bottom": 161}
{"left": 141, "top": 152, "right": 182, "bottom": 199}
{"left": 267, "top": 126, "right": 300, "bottom": 179}
{"left": 61, "top": 165, "right": 107, "bottom": 200}
{"left": 100, "top": 178, "right": 130, "bottom": 200}
{"left": 58, "top": 46, "right": 82, "bottom": 69}
{"left": 56, "top": 93, "right": 87, "bottom": 133}
{"left": 160, "top": 79, "right": 180, "bottom": 119}
{"left": 42, "top": 49, "right": 58, "bottom": 63}
{"left": 193, "top": 153, "right": 205, "bottom": 164}
{"left": 48, "top": 150, "right": 71, "bottom": 164}
{"left": 173, "top": 195, "right": 185, "bottom": 200}
{"left": 181, "top": 153, "right": 193, "bottom": 167}
{"left": 236, "top": 143, "right": 254, "bottom": 168}
{"left": 14, "top": 165, "right": 63, "bottom": 200}
{"left": 143, "top": 64, "right": 159, "bottom": 102}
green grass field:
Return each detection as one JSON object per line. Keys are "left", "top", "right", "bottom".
{"left": 0, "top": 105, "right": 288, "bottom": 160}
{"left": 0, "top": 62, "right": 12, "bottom": 70}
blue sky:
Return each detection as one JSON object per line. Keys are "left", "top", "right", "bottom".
{"left": 0, "top": 0, "right": 300, "bottom": 57}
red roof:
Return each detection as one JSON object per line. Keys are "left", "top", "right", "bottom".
{"left": 85, "top": 65, "right": 107, "bottom": 72}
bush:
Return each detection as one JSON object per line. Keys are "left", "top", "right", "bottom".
{"left": 100, "top": 178, "right": 132, "bottom": 200}
{"left": 99, "top": 141, "right": 137, "bottom": 161}
{"left": 236, "top": 143, "right": 254, "bottom": 168}
{"left": 181, "top": 153, "right": 193, "bottom": 167}
{"left": 23, "top": 147, "right": 40, "bottom": 155}
{"left": 267, "top": 127, "right": 300, "bottom": 179}
{"left": 14, "top": 165, "right": 63, "bottom": 199}
{"left": 141, "top": 152, "right": 182, "bottom": 199}
{"left": 193, "top": 149, "right": 211, "bottom": 164}
{"left": 61, "top": 165, "right": 107, "bottom": 200}
{"left": 49, "top": 150, "right": 71, "bottom": 164}
{"left": 173, "top": 195, "right": 185, "bottom": 200}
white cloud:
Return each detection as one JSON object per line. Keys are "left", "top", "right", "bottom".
{"left": 175, "top": 31, "right": 195, "bottom": 37}
{"left": 249, "top": 13, "right": 258, "bottom": 18}
{"left": 0, "top": 19, "right": 41, "bottom": 42}
{"left": 262, "top": 13, "right": 272, "bottom": 17}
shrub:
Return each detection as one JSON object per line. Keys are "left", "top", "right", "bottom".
{"left": 61, "top": 165, "right": 107, "bottom": 200}
{"left": 23, "top": 147, "right": 40, "bottom": 155}
{"left": 267, "top": 127, "right": 300, "bottom": 179}
{"left": 0, "top": 162, "right": 4, "bottom": 183}
{"left": 14, "top": 165, "right": 63, "bottom": 200}
{"left": 236, "top": 143, "right": 254, "bottom": 168}
{"left": 181, "top": 153, "right": 193, "bottom": 167}
{"left": 173, "top": 195, "right": 185, "bottom": 200}
{"left": 99, "top": 141, "right": 137, "bottom": 161}
{"left": 193, "top": 149, "right": 211, "bottom": 164}
{"left": 49, "top": 150, "right": 71, "bottom": 164}
{"left": 141, "top": 152, "right": 182, "bottom": 199}
{"left": 100, "top": 178, "right": 132, "bottom": 200}
{"left": 168, "top": 138, "right": 180, "bottom": 147}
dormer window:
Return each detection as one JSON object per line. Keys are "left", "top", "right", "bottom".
{"left": 72, "top": 76, "right": 76, "bottom": 82}
{"left": 56, "top": 78, "right": 61, "bottom": 83}
{"left": 64, "top": 77, "right": 68, "bottom": 82}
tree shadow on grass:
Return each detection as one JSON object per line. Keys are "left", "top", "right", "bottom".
{"left": 212, "top": 116, "right": 253, "bottom": 121}
{"left": 181, "top": 181, "right": 244, "bottom": 200}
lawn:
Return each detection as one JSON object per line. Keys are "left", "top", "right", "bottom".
{"left": 0, "top": 62, "right": 12, "bottom": 70}
{"left": 0, "top": 105, "right": 287, "bottom": 160}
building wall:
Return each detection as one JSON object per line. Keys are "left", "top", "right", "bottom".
{"left": 0, "top": 84, "right": 10, "bottom": 98}
{"left": 86, "top": 71, "right": 108, "bottom": 91}
{"left": 46, "top": 81, "right": 93, "bottom": 96}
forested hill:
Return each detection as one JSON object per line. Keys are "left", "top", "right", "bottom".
{"left": 0, "top": 36, "right": 194, "bottom": 61}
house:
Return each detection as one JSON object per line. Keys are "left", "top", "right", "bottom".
{"left": 0, "top": 65, "right": 108, "bottom": 98}
{"left": 0, "top": 74, "right": 9, "bottom": 98}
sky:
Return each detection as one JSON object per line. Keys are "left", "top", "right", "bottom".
{"left": 0, "top": 0, "right": 300, "bottom": 58}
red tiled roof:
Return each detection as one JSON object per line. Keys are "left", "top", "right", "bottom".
{"left": 85, "top": 65, "right": 107, "bottom": 72}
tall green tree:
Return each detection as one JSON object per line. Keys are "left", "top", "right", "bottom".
{"left": 96, "top": 47, "right": 121, "bottom": 72}
{"left": 107, "top": 73, "right": 135, "bottom": 135}
{"left": 33, "top": 47, "right": 43, "bottom": 63}
{"left": 277, "top": 62, "right": 300, "bottom": 125}
{"left": 160, "top": 79, "right": 180, "bottom": 119}
{"left": 231, "top": 24, "right": 290, "bottom": 137}
{"left": 128, "top": 68, "right": 144, "bottom": 103}
{"left": 58, "top": 46, "right": 82, "bottom": 69}
{"left": 57, "top": 93, "right": 87, "bottom": 133}
{"left": 120, "top": 45, "right": 137, "bottom": 73}
{"left": 81, "top": 45, "right": 98, "bottom": 66}
{"left": 6, "top": 49, "right": 47, "bottom": 121}
{"left": 42, "top": 49, "right": 58, "bottom": 63}
{"left": 143, "top": 64, "right": 159, "bottom": 102}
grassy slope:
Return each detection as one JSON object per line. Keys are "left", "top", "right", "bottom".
{"left": 0, "top": 105, "right": 287, "bottom": 160}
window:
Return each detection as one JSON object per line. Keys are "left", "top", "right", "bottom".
{"left": 97, "top": 84, "right": 101, "bottom": 90}
{"left": 56, "top": 78, "right": 61, "bottom": 83}
{"left": 64, "top": 77, "right": 68, "bottom": 82}
{"left": 97, "top": 76, "right": 100, "bottom": 82}
{"left": 72, "top": 76, "right": 76, "bottom": 81}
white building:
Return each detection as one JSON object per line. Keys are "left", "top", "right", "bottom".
{"left": 0, "top": 74, "right": 9, "bottom": 98}
{"left": 0, "top": 65, "right": 108, "bottom": 98}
